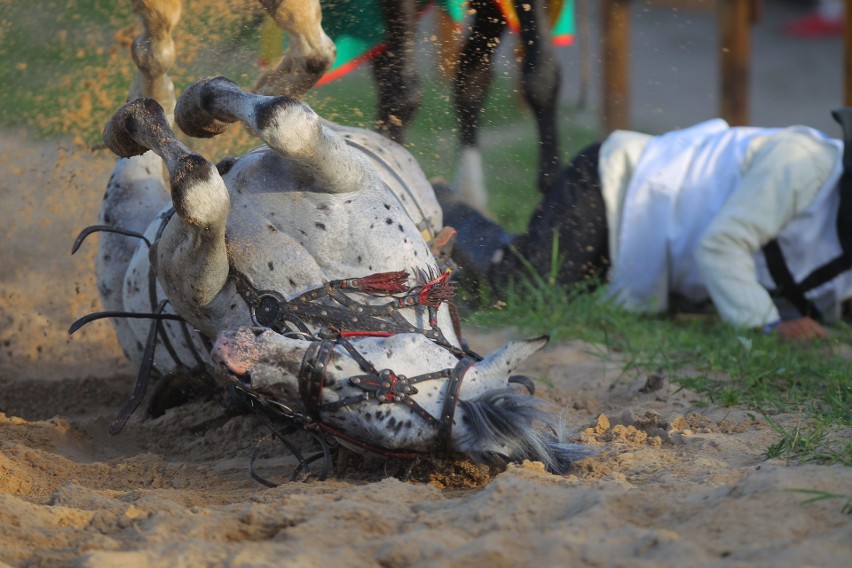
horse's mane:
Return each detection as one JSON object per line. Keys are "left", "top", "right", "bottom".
{"left": 455, "top": 389, "right": 597, "bottom": 474}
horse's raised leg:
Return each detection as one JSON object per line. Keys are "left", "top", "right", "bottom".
{"left": 372, "top": 0, "right": 421, "bottom": 143}
{"left": 452, "top": 0, "right": 506, "bottom": 211}
{"left": 515, "top": 0, "right": 562, "bottom": 193}
{"left": 254, "top": 0, "right": 336, "bottom": 98}
{"left": 177, "top": 76, "right": 374, "bottom": 191}
{"left": 103, "top": 98, "right": 231, "bottom": 334}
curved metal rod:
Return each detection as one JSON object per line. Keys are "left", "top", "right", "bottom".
{"left": 250, "top": 437, "right": 283, "bottom": 488}
{"left": 508, "top": 374, "right": 536, "bottom": 396}
{"left": 68, "top": 311, "right": 185, "bottom": 335}
{"left": 108, "top": 299, "right": 169, "bottom": 435}
{"left": 71, "top": 225, "right": 151, "bottom": 254}
{"left": 250, "top": 409, "right": 312, "bottom": 484}
{"left": 248, "top": 413, "right": 333, "bottom": 486}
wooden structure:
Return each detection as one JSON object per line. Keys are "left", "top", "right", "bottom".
{"left": 601, "top": 0, "right": 764, "bottom": 133}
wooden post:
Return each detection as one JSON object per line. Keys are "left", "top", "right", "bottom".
{"left": 846, "top": 0, "right": 852, "bottom": 105}
{"left": 602, "top": 0, "right": 631, "bottom": 133}
{"left": 718, "top": 0, "right": 751, "bottom": 125}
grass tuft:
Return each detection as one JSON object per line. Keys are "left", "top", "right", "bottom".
{"left": 788, "top": 489, "right": 852, "bottom": 514}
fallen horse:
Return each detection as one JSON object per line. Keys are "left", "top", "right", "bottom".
{"left": 71, "top": 2, "right": 593, "bottom": 481}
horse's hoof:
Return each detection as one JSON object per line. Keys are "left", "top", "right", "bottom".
{"left": 102, "top": 98, "right": 166, "bottom": 158}
{"left": 146, "top": 366, "right": 221, "bottom": 418}
{"left": 175, "top": 76, "right": 235, "bottom": 138}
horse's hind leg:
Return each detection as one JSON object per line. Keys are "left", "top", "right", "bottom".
{"left": 372, "top": 0, "right": 421, "bottom": 143}
{"left": 515, "top": 0, "right": 561, "bottom": 194}
{"left": 452, "top": 0, "right": 506, "bottom": 211}
{"left": 254, "top": 0, "right": 336, "bottom": 98}
{"left": 177, "top": 77, "right": 373, "bottom": 192}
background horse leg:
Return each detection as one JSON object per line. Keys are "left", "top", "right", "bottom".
{"left": 95, "top": 0, "right": 181, "bottom": 361}
{"left": 372, "top": 0, "right": 421, "bottom": 143}
{"left": 129, "top": 0, "right": 181, "bottom": 121}
{"left": 515, "top": 0, "right": 562, "bottom": 194}
{"left": 254, "top": 0, "right": 336, "bottom": 98}
{"left": 452, "top": 0, "right": 506, "bottom": 211}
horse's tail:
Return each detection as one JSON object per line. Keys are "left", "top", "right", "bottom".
{"left": 455, "top": 389, "right": 598, "bottom": 474}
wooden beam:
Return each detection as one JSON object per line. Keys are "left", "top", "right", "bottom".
{"left": 718, "top": 0, "right": 751, "bottom": 125}
{"left": 602, "top": 0, "right": 631, "bottom": 132}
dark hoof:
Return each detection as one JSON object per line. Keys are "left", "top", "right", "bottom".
{"left": 146, "top": 366, "right": 220, "bottom": 417}
{"left": 175, "top": 76, "right": 237, "bottom": 138}
{"left": 102, "top": 97, "right": 166, "bottom": 158}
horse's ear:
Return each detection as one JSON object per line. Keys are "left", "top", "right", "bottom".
{"left": 472, "top": 335, "right": 549, "bottom": 378}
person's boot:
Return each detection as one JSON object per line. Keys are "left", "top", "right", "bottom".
{"left": 432, "top": 182, "right": 513, "bottom": 286}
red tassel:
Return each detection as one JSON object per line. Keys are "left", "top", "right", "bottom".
{"left": 347, "top": 270, "right": 410, "bottom": 295}
{"left": 417, "top": 269, "right": 455, "bottom": 308}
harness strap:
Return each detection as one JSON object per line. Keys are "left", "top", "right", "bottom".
{"left": 295, "top": 331, "right": 476, "bottom": 453}
{"left": 298, "top": 339, "right": 337, "bottom": 420}
{"left": 760, "top": 108, "right": 852, "bottom": 321}
{"left": 832, "top": 107, "right": 852, "bottom": 256}
{"left": 147, "top": 208, "right": 186, "bottom": 365}
{"left": 335, "top": 333, "right": 381, "bottom": 375}
{"left": 108, "top": 299, "right": 169, "bottom": 435}
{"left": 763, "top": 240, "right": 822, "bottom": 320}
{"left": 435, "top": 357, "right": 476, "bottom": 453}
{"left": 231, "top": 268, "right": 469, "bottom": 358}
{"left": 315, "top": 423, "right": 419, "bottom": 459}
{"left": 337, "top": 331, "right": 453, "bottom": 429}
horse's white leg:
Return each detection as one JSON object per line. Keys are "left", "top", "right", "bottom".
{"left": 253, "top": 0, "right": 335, "bottom": 98}
{"left": 177, "top": 77, "right": 373, "bottom": 192}
{"left": 103, "top": 98, "right": 231, "bottom": 334}
{"left": 453, "top": 147, "right": 488, "bottom": 213}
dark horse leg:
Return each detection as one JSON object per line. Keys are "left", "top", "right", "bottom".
{"left": 452, "top": 0, "right": 507, "bottom": 210}
{"left": 372, "top": 0, "right": 421, "bottom": 143}
{"left": 453, "top": 0, "right": 562, "bottom": 208}
{"left": 514, "top": 0, "right": 562, "bottom": 194}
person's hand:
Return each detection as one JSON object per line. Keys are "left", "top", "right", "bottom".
{"left": 772, "top": 317, "right": 829, "bottom": 341}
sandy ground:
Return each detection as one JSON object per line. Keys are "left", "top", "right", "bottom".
{"left": 1, "top": 129, "right": 850, "bottom": 567}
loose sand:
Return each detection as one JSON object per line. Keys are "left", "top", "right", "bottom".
{"left": 1, "top": 129, "right": 850, "bottom": 567}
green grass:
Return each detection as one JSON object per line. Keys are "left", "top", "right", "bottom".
{"left": 787, "top": 489, "right": 852, "bottom": 515}
{"left": 467, "top": 274, "right": 852, "bottom": 465}
{"left": 4, "top": 0, "right": 849, "bottom": 465}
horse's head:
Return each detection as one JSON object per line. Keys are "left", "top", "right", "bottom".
{"left": 212, "top": 327, "right": 595, "bottom": 473}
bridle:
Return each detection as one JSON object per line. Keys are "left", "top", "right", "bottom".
{"left": 227, "top": 325, "right": 479, "bottom": 487}
{"left": 297, "top": 331, "right": 478, "bottom": 453}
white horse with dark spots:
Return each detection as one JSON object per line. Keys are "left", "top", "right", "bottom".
{"left": 75, "top": 1, "right": 593, "bottom": 480}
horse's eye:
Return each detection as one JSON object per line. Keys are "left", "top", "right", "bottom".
{"left": 251, "top": 327, "right": 266, "bottom": 337}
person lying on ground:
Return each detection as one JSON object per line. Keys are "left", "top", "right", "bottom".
{"left": 437, "top": 112, "right": 852, "bottom": 341}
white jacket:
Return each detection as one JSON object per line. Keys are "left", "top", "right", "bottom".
{"left": 598, "top": 120, "right": 847, "bottom": 327}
